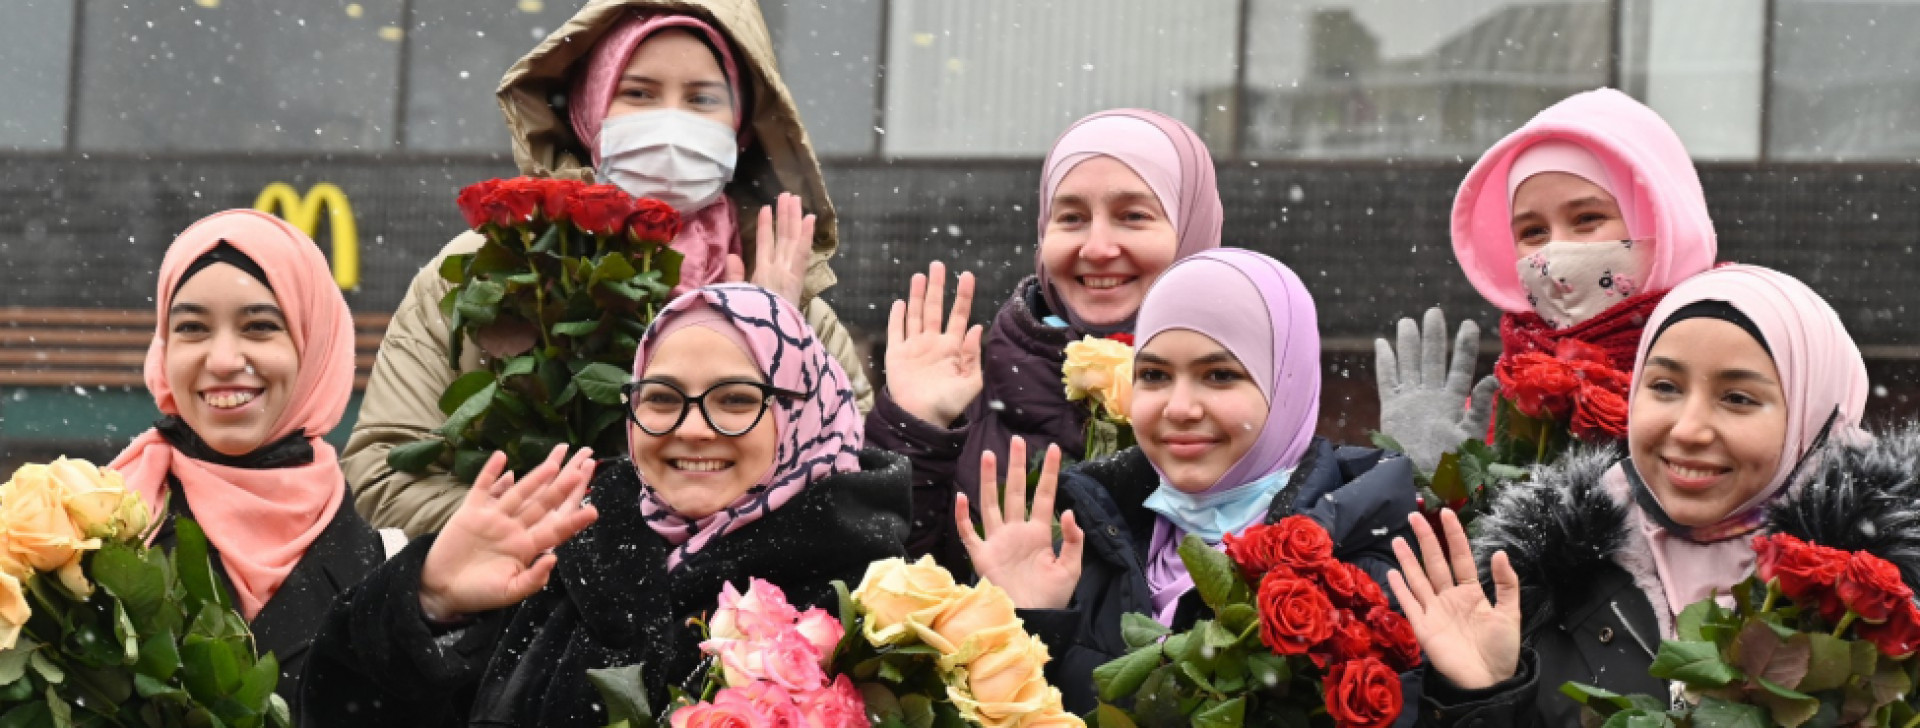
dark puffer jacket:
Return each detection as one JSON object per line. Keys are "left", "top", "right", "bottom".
{"left": 298, "top": 450, "right": 910, "bottom": 728}
{"left": 1020, "top": 440, "right": 1419, "bottom": 715}
{"left": 867, "top": 275, "right": 1088, "bottom": 572}
{"left": 1421, "top": 429, "right": 1920, "bottom": 727}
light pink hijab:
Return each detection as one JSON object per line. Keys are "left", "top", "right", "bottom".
{"left": 1036, "top": 109, "right": 1223, "bottom": 333}
{"left": 111, "top": 210, "right": 354, "bottom": 621}
{"left": 1619, "top": 264, "right": 1869, "bottom": 619}
{"left": 569, "top": 11, "right": 745, "bottom": 295}
{"left": 631, "top": 284, "right": 863, "bottom": 570}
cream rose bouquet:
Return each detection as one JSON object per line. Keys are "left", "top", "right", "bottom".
{"left": 1063, "top": 334, "right": 1136, "bottom": 462}
{"left": 589, "top": 556, "right": 1082, "bottom": 728}
{"left": 0, "top": 459, "right": 289, "bottom": 727}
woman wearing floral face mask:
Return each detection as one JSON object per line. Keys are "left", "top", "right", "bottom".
{"left": 346, "top": 0, "right": 872, "bottom": 538}
{"left": 1375, "top": 89, "right": 1720, "bottom": 471}
{"left": 957, "top": 249, "right": 1420, "bottom": 713}
{"left": 868, "top": 109, "right": 1224, "bottom": 568}
{"left": 1388, "top": 266, "right": 1920, "bottom": 727}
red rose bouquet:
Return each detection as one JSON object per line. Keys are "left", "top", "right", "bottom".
{"left": 1091, "top": 516, "right": 1418, "bottom": 728}
{"left": 1401, "top": 339, "right": 1633, "bottom": 530}
{"left": 387, "top": 177, "right": 683, "bottom": 479}
{"left": 1564, "top": 533, "right": 1920, "bottom": 727}
{"left": 589, "top": 559, "right": 1083, "bottom": 727}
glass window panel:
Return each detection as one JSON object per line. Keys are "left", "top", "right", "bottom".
{"left": 1768, "top": 0, "right": 1920, "bottom": 161}
{"left": 76, "top": 0, "right": 404, "bottom": 153}
{"left": 1242, "top": 0, "right": 1611, "bottom": 159}
{"left": 0, "top": 0, "right": 74, "bottom": 151}
{"left": 403, "top": 0, "right": 579, "bottom": 153}
{"left": 881, "top": 0, "right": 1239, "bottom": 157}
{"left": 762, "top": 0, "right": 883, "bottom": 158}
{"left": 1618, "top": 0, "right": 1764, "bottom": 160}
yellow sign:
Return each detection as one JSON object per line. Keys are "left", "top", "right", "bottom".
{"left": 253, "top": 182, "right": 360, "bottom": 290}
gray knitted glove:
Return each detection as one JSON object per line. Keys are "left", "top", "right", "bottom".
{"left": 1374, "top": 307, "right": 1499, "bottom": 473}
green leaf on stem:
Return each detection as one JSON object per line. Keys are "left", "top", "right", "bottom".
{"left": 439, "top": 371, "right": 499, "bottom": 416}
{"left": 456, "top": 280, "right": 506, "bottom": 327}
{"left": 1732, "top": 619, "right": 1807, "bottom": 689}
{"left": 1750, "top": 678, "right": 1820, "bottom": 727}
{"left": 453, "top": 447, "right": 493, "bottom": 482}
{"left": 1178, "top": 535, "right": 1249, "bottom": 613}
{"left": 1191, "top": 696, "right": 1245, "bottom": 728}
{"left": 1092, "top": 646, "right": 1164, "bottom": 703}
{"left": 435, "top": 381, "right": 498, "bottom": 440}
{"left": 552, "top": 319, "right": 602, "bottom": 338}
{"left": 1121, "top": 612, "right": 1171, "bottom": 650}
{"left": 137, "top": 626, "right": 182, "bottom": 682}
{"left": 574, "top": 362, "right": 629, "bottom": 406}
{"left": 1648, "top": 639, "right": 1739, "bottom": 687}
{"left": 1797, "top": 631, "right": 1852, "bottom": 693}
{"left": 386, "top": 439, "right": 450, "bottom": 474}
{"left": 1093, "top": 704, "right": 1141, "bottom": 728}
{"left": 586, "top": 665, "right": 655, "bottom": 728}
{"left": 438, "top": 254, "right": 471, "bottom": 284}
{"left": 173, "top": 519, "right": 229, "bottom": 613}
{"left": 0, "top": 638, "right": 30, "bottom": 685}
{"left": 1429, "top": 451, "right": 1466, "bottom": 504}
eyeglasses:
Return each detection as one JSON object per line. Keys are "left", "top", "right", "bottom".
{"left": 620, "top": 379, "right": 803, "bottom": 437}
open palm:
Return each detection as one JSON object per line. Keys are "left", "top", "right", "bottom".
{"left": 957, "top": 437, "right": 1084, "bottom": 610}
{"left": 419, "top": 445, "right": 599, "bottom": 620}
{"left": 1387, "top": 508, "right": 1523, "bottom": 690}
{"left": 885, "top": 261, "right": 983, "bottom": 427}
{"left": 725, "top": 192, "right": 814, "bottom": 306}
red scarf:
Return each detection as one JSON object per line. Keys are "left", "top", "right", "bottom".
{"left": 1499, "top": 289, "right": 1671, "bottom": 374}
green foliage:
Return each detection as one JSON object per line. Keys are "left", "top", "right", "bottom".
{"left": 392, "top": 217, "right": 685, "bottom": 478}
{"left": 0, "top": 518, "right": 288, "bottom": 727}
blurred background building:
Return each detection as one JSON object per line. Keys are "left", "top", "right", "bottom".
{"left": 3, "top": 0, "right": 1919, "bottom": 464}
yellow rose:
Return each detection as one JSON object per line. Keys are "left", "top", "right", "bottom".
{"left": 851, "top": 556, "right": 963, "bottom": 645}
{"left": 1, "top": 464, "right": 102, "bottom": 574}
{"left": 953, "top": 633, "right": 1055, "bottom": 722}
{"left": 1062, "top": 337, "right": 1133, "bottom": 424}
{"left": 0, "top": 572, "right": 28, "bottom": 650}
{"left": 45, "top": 457, "right": 133, "bottom": 540}
{"left": 916, "top": 579, "right": 1020, "bottom": 657}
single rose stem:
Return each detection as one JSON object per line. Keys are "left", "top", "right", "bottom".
{"left": 1759, "top": 580, "right": 1779, "bottom": 614}
{"left": 523, "top": 228, "right": 552, "bottom": 350}
{"left": 1534, "top": 419, "right": 1549, "bottom": 464}
{"left": 1900, "top": 710, "right": 1920, "bottom": 728}
{"left": 1833, "top": 611, "right": 1858, "bottom": 638}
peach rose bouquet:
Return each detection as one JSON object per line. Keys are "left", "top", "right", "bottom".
{"left": 589, "top": 557, "right": 1081, "bottom": 727}
{"left": 0, "top": 458, "right": 290, "bottom": 727}
{"left": 1062, "top": 334, "right": 1137, "bottom": 461}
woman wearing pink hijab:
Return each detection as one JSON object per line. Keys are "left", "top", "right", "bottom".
{"left": 347, "top": 0, "right": 873, "bottom": 538}
{"left": 868, "top": 108, "right": 1225, "bottom": 569}
{"left": 1387, "top": 266, "right": 1920, "bottom": 727}
{"left": 110, "top": 209, "right": 390, "bottom": 717}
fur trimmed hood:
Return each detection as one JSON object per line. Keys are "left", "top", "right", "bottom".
{"left": 1475, "top": 425, "right": 1920, "bottom": 635}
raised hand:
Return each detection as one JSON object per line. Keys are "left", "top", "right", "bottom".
{"left": 885, "top": 261, "right": 983, "bottom": 427}
{"left": 1374, "top": 307, "right": 1497, "bottom": 472}
{"left": 1387, "top": 508, "right": 1522, "bottom": 690}
{"left": 726, "top": 192, "right": 815, "bottom": 306}
{"left": 957, "top": 437, "right": 1085, "bottom": 610}
{"left": 418, "top": 445, "right": 600, "bottom": 621}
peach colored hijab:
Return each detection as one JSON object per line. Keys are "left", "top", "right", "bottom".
{"left": 111, "top": 209, "right": 353, "bottom": 620}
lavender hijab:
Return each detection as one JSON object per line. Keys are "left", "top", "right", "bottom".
{"left": 1618, "top": 265, "right": 1870, "bottom": 619}
{"left": 1036, "top": 109, "right": 1224, "bottom": 334}
{"left": 1132, "top": 249, "right": 1323, "bottom": 622}
{"left": 630, "top": 284, "right": 864, "bottom": 570}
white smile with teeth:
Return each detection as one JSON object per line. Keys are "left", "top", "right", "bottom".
{"left": 203, "top": 391, "right": 258, "bottom": 409}
{"left": 1668, "top": 462, "right": 1725, "bottom": 481}
{"left": 672, "top": 459, "right": 731, "bottom": 472}
{"left": 1081, "top": 276, "right": 1128, "bottom": 289}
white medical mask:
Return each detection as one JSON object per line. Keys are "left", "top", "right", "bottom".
{"left": 598, "top": 109, "right": 739, "bottom": 214}
{"left": 1515, "top": 240, "right": 1649, "bottom": 329}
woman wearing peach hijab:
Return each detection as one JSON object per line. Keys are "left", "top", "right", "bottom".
{"left": 110, "top": 209, "right": 393, "bottom": 716}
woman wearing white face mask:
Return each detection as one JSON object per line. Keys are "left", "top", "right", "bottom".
{"left": 1374, "top": 89, "right": 1721, "bottom": 470}
{"left": 345, "top": 0, "right": 872, "bottom": 537}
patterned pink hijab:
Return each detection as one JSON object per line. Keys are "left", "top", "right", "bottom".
{"left": 1619, "top": 264, "right": 1870, "bottom": 619}
{"left": 1036, "top": 108, "right": 1223, "bottom": 333}
{"left": 110, "top": 210, "right": 353, "bottom": 620}
{"left": 630, "top": 284, "right": 863, "bottom": 569}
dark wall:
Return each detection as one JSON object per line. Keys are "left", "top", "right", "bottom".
{"left": 4, "top": 155, "right": 1918, "bottom": 438}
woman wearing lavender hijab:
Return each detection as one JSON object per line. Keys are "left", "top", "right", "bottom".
{"left": 957, "top": 249, "right": 1419, "bottom": 712}
{"left": 868, "top": 108, "right": 1225, "bottom": 569}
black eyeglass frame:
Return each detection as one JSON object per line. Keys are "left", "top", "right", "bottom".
{"left": 620, "top": 378, "right": 805, "bottom": 437}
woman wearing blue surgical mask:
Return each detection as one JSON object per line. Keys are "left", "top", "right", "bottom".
{"left": 345, "top": 0, "right": 874, "bottom": 537}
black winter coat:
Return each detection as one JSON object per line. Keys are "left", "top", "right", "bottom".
{"left": 1421, "top": 430, "right": 1920, "bottom": 727}
{"left": 1021, "top": 439, "right": 1419, "bottom": 715}
{"left": 866, "top": 275, "right": 1085, "bottom": 573}
{"left": 297, "top": 449, "right": 911, "bottom": 728}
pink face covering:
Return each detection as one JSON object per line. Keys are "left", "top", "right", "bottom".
{"left": 110, "top": 210, "right": 354, "bottom": 621}
{"left": 1620, "top": 264, "right": 1869, "bottom": 621}
{"left": 630, "top": 284, "right": 864, "bottom": 570}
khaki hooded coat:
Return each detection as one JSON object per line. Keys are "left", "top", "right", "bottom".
{"left": 344, "top": 0, "right": 872, "bottom": 536}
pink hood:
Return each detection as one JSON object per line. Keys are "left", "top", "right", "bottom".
{"left": 1452, "top": 88, "right": 1718, "bottom": 314}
